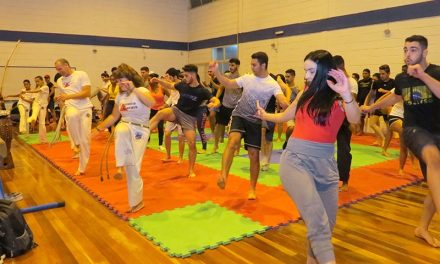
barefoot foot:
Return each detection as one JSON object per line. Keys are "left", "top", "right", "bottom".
{"left": 248, "top": 189, "right": 256, "bottom": 200}
{"left": 217, "top": 177, "right": 226, "bottom": 189}
{"left": 415, "top": 227, "right": 440, "bottom": 247}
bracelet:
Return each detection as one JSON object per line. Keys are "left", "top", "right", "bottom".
{"left": 344, "top": 98, "right": 354, "bottom": 104}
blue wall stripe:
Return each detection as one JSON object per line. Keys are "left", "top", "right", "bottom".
{"left": 0, "top": 2, "right": 438, "bottom": 51}
{"left": 0, "top": 30, "right": 188, "bottom": 51}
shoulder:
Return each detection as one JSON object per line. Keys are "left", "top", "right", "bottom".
{"left": 427, "top": 64, "right": 440, "bottom": 80}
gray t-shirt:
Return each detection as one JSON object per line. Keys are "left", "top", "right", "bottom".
{"left": 222, "top": 72, "right": 243, "bottom": 109}
{"left": 233, "top": 74, "right": 283, "bottom": 123}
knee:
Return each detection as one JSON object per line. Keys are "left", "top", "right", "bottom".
{"left": 422, "top": 145, "right": 440, "bottom": 166}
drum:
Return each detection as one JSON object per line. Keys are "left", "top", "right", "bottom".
{"left": 0, "top": 114, "right": 14, "bottom": 169}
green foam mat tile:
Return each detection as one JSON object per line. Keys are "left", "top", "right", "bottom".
{"left": 18, "top": 131, "right": 69, "bottom": 145}
{"left": 350, "top": 143, "right": 399, "bottom": 168}
{"left": 129, "top": 201, "right": 267, "bottom": 257}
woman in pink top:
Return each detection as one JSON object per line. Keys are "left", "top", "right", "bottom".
{"left": 256, "top": 50, "right": 360, "bottom": 264}
{"left": 148, "top": 73, "right": 169, "bottom": 150}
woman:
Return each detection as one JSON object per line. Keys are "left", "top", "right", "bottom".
{"left": 103, "top": 74, "right": 119, "bottom": 132}
{"left": 94, "top": 63, "right": 155, "bottom": 213}
{"left": 256, "top": 50, "right": 360, "bottom": 264}
{"left": 148, "top": 73, "right": 168, "bottom": 150}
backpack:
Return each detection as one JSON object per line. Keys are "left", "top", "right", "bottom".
{"left": 0, "top": 199, "right": 35, "bottom": 257}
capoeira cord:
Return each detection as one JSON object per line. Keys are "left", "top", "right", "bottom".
{"left": 100, "top": 129, "right": 115, "bottom": 181}
{"left": 49, "top": 106, "right": 65, "bottom": 146}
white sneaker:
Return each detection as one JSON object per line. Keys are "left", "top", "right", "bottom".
{"left": 158, "top": 146, "right": 165, "bottom": 151}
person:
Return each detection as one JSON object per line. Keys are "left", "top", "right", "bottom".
{"left": 102, "top": 74, "right": 119, "bottom": 132}
{"left": 280, "top": 69, "right": 299, "bottom": 149}
{"left": 94, "top": 63, "right": 155, "bottom": 213}
{"left": 148, "top": 73, "right": 168, "bottom": 151}
{"left": 333, "top": 55, "right": 358, "bottom": 192}
{"left": 352, "top": 73, "right": 360, "bottom": 82}
{"left": 54, "top": 58, "right": 93, "bottom": 176}
{"left": 44, "top": 74, "right": 56, "bottom": 124}
{"left": 149, "top": 64, "right": 221, "bottom": 177}
{"left": 209, "top": 52, "right": 289, "bottom": 199}
{"left": 361, "top": 35, "right": 440, "bottom": 247}
{"left": 5, "top": 80, "right": 34, "bottom": 135}
{"left": 364, "top": 65, "right": 395, "bottom": 146}
{"left": 212, "top": 58, "right": 242, "bottom": 154}
{"left": 140, "top": 66, "right": 150, "bottom": 87}
{"left": 257, "top": 50, "right": 360, "bottom": 264}
{"left": 27, "top": 76, "right": 50, "bottom": 143}
{"left": 97, "top": 71, "right": 110, "bottom": 118}
{"left": 356, "top": 69, "right": 373, "bottom": 135}
{"left": 161, "top": 68, "right": 185, "bottom": 163}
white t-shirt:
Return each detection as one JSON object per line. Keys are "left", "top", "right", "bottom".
{"left": 17, "top": 88, "right": 33, "bottom": 109}
{"left": 57, "top": 71, "right": 93, "bottom": 109}
{"left": 166, "top": 89, "right": 180, "bottom": 106}
{"left": 389, "top": 88, "right": 404, "bottom": 118}
{"left": 35, "top": 85, "right": 49, "bottom": 107}
{"left": 116, "top": 87, "right": 151, "bottom": 126}
{"left": 349, "top": 77, "right": 358, "bottom": 96}
{"left": 233, "top": 74, "right": 283, "bottom": 123}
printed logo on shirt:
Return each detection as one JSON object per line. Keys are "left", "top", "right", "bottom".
{"left": 86, "top": 113, "right": 91, "bottom": 118}
{"left": 119, "top": 102, "right": 138, "bottom": 112}
{"left": 135, "top": 131, "right": 143, "bottom": 140}
{"left": 402, "top": 85, "right": 434, "bottom": 105}
{"left": 63, "top": 82, "right": 71, "bottom": 88}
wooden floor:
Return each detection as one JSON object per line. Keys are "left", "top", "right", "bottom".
{"left": 3, "top": 139, "right": 440, "bottom": 264}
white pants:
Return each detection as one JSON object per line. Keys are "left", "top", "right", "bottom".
{"left": 18, "top": 104, "right": 29, "bottom": 134}
{"left": 28, "top": 102, "right": 47, "bottom": 142}
{"left": 115, "top": 122, "right": 149, "bottom": 207}
{"left": 65, "top": 106, "right": 92, "bottom": 173}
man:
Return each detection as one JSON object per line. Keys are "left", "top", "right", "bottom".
{"left": 44, "top": 74, "right": 56, "bottom": 124}
{"left": 149, "top": 64, "right": 220, "bottom": 178}
{"left": 279, "top": 69, "right": 298, "bottom": 149}
{"left": 361, "top": 35, "right": 440, "bottom": 247}
{"left": 364, "top": 64, "right": 395, "bottom": 146}
{"left": 140, "top": 66, "right": 150, "bottom": 87}
{"left": 161, "top": 68, "right": 185, "bottom": 164}
{"left": 209, "top": 52, "right": 289, "bottom": 199}
{"left": 54, "top": 58, "right": 93, "bottom": 176}
{"left": 212, "top": 58, "right": 242, "bottom": 153}
{"left": 333, "top": 55, "right": 358, "bottom": 192}
{"left": 356, "top": 69, "right": 373, "bottom": 135}
{"left": 27, "top": 76, "right": 50, "bottom": 143}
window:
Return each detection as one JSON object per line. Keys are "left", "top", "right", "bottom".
{"left": 212, "top": 45, "right": 238, "bottom": 73}
{"left": 190, "top": 0, "right": 215, "bottom": 9}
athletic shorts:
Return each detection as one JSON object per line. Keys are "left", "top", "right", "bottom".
{"left": 403, "top": 126, "right": 440, "bottom": 181}
{"left": 230, "top": 116, "right": 261, "bottom": 150}
{"left": 172, "top": 106, "right": 196, "bottom": 132}
{"left": 388, "top": 115, "right": 403, "bottom": 127}
{"left": 262, "top": 120, "right": 275, "bottom": 142}
{"left": 216, "top": 105, "right": 234, "bottom": 126}
{"left": 165, "top": 121, "right": 183, "bottom": 135}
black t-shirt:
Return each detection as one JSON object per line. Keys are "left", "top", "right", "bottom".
{"left": 175, "top": 82, "right": 212, "bottom": 117}
{"left": 394, "top": 64, "right": 440, "bottom": 133}
{"left": 357, "top": 77, "right": 372, "bottom": 104}
{"left": 372, "top": 78, "right": 395, "bottom": 102}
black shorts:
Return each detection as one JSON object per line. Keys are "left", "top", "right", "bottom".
{"left": 216, "top": 105, "right": 234, "bottom": 126}
{"left": 262, "top": 121, "right": 275, "bottom": 142}
{"left": 388, "top": 115, "right": 403, "bottom": 127}
{"left": 403, "top": 127, "right": 440, "bottom": 181}
{"left": 230, "top": 116, "right": 261, "bottom": 150}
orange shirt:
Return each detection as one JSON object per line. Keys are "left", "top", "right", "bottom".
{"left": 149, "top": 85, "right": 165, "bottom": 110}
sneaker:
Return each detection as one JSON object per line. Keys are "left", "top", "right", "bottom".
{"left": 197, "top": 149, "right": 207, "bottom": 154}
{"left": 158, "top": 146, "right": 165, "bottom": 151}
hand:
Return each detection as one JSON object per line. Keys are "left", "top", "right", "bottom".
{"left": 208, "top": 61, "right": 219, "bottom": 73}
{"left": 150, "top": 77, "right": 160, "bottom": 83}
{"left": 327, "top": 69, "right": 351, "bottom": 97}
{"left": 407, "top": 64, "right": 425, "bottom": 79}
{"left": 255, "top": 100, "right": 267, "bottom": 120}
{"left": 55, "top": 94, "right": 68, "bottom": 102}
{"left": 360, "top": 104, "right": 373, "bottom": 114}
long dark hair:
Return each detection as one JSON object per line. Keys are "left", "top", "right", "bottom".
{"left": 297, "top": 50, "right": 338, "bottom": 126}
{"left": 113, "top": 63, "right": 144, "bottom": 87}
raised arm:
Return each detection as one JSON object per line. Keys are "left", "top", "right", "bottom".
{"left": 150, "top": 77, "right": 176, "bottom": 91}
{"left": 408, "top": 64, "right": 440, "bottom": 98}
{"left": 208, "top": 62, "right": 240, "bottom": 89}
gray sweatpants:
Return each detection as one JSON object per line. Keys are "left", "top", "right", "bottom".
{"left": 280, "top": 138, "right": 339, "bottom": 264}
